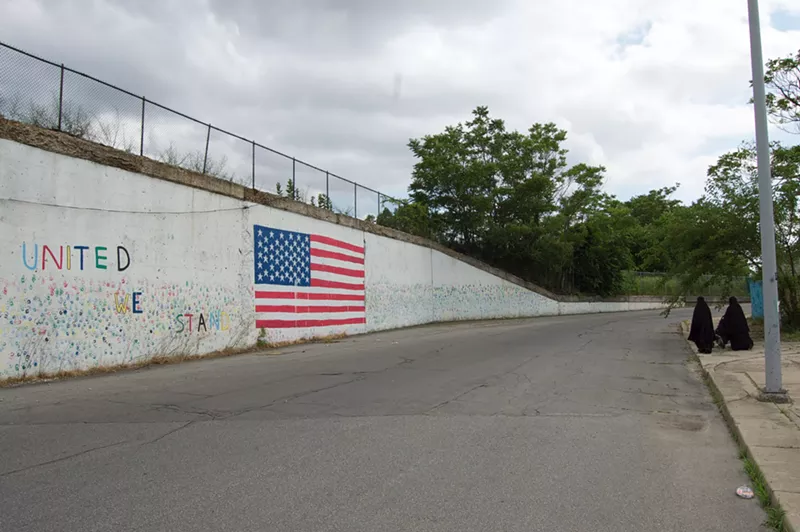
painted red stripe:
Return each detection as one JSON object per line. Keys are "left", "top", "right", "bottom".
{"left": 256, "top": 305, "right": 365, "bottom": 313}
{"left": 310, "top": 263, "right": 364, "bottom": 278}
{"left": 310, "top": 248, "right": 365, "bottom": 265}
{"left": 311, "top": 279, "right": 364, "bottom": 291}
{"left": 254, "top": 291, "right": 364, "bottom": 301}
{"left": 310, "top": 234, "right": 364, "bottom": 254}
{"left": 256, "top": 317, "right": 366, "bottom": 328}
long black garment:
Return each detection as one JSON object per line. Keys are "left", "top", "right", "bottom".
{"left": 688, "top": 296, "right": 715, "bottom": 354}
{"left": 715, "top": 316, "right": 728, "bottom": 348}
{"left": 720, "top": 297, "right": 753, "bottom": 351}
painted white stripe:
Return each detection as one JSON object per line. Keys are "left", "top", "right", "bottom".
{"left": 309, "top": 255, "right": 366, "bottom": 270}
{"left": 254, "top": 285, "right": 365, "bottom": 297}
{"left": 311, "top": 240, "right": 364, "bottom": 259}
{"left": 254, "top": 300, "right": 364, "bottom": 309}
{"left": 254, "top": 311, "right": 365, "bottom": 320}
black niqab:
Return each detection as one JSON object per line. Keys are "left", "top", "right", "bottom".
{"left": 722, "top": 297, "right": 749, "bottom": 333}
{"left": 688, "top": 296, "right": 714, "bottom": 353}
{"left": 721, "top": 296, "right": 753, "bottom": 351}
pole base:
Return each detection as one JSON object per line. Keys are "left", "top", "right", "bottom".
{"left": 757, "top": 389, "right": 792, "bottom": 404}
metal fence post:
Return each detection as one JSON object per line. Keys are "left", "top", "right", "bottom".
{"left": 202, "top": 124, "right": 211, "bottom": 174}
{"left": 354, "top": 183, "right": 358, "bottom": 218}
{"left": 251, "top": 141, "right": 256, "bottom": 189}
{"left": 292, "top": 158, "right": 297, "bottom": 201}
{"left": 325, "top": 171, "right": 330, "bottom": 204}
{"left": 57, "top": 64, "right": 64, "bottom": 131}
{"left": 140, "top": 97, "right": 146, "bottom": 156}
{"left": 377, "top": 192, "right": 382, "bottom": 214}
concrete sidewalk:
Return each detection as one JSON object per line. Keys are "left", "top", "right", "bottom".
{"left": 682, "top": 321, "right": 800, "bottom": 531}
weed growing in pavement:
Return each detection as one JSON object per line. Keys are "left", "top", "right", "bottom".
{"left": 740, "top": 450, "right": 786, "bottom": 530}
{"left": 697, "top": 366, "right": 786, "bottom": 531}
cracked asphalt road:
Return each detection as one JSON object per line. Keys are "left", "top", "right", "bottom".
{"left": 0, "top": 310, "right": 768, "bottom": 531}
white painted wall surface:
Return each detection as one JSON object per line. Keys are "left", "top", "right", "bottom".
{"left": 0, "top": 139, "right": 665, "bottom": 380}
{"left": 431, "top": 250, "right": 559, "bottom": 322}
{"left": 0, "top": 140, "right": 252, "bottom": 378}
{"left": 364, "top": 232, "right": 434, "bottom": 332}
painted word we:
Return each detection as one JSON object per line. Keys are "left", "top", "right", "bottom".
{"left": 114, "top": 291, "right": 143, "bottom": 314}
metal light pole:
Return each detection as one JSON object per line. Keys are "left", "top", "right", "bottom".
{"left": 746, "top": 0, "right": 786, "bottom": 399}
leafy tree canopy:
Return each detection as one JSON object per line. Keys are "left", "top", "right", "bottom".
{"left": 375, "top": 48, "right": 800, "bottom": 321}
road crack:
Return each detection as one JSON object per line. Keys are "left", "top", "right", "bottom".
{"left": 425, "top": 383, "right": 488, "bottom": 413}
{"left": 0, "top": 439, "right": 130, "bottom": 478}
{"left": 224, "top": 374, "right": 368, "bottom": 419}
{"left": 139, "top": 421, "right": 196, "bottom": 447}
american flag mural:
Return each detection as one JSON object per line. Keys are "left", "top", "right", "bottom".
{"left": 253, "top": 224, "right": 366, "bottom": 329}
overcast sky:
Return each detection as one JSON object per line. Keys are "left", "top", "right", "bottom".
{"left": 2, "top": 0, "right": 800, "bottom": 205}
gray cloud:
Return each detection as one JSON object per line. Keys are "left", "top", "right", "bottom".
{"left": 1, "top": 0, "right": 798, "bottom": 207}
{"left": 208, "top": 0, "right": 512, "bottom": 55}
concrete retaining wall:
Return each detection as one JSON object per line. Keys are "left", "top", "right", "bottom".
{"left": 0, "top": 123, "right": 666, "bottom": 380}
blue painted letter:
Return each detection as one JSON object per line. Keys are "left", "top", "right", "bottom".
{"left": 22, "top": 242, "right": 38, "bottom": 271}
{"left": 208, "top": 310, "right": 220, "bottom": 330}
{"left": 74, "top": 246, "right": 89, "bottom": 270}
{"left": 132, "top": 292, "right": 142, "bottom": 314}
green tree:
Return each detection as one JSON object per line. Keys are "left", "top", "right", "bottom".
{"left": 763, "top": 48, "right": 800, "bottom": 133}
{"left": 311, "top": 193, "right": 333, "bottom": 211}
{"left": 396, "top": 106, "right": 615, "bottom": 294}
{"left": 624, "top": 185, "right": 681, "bottom": 272}
{"left": 407, "top": 106, "right": 504, "bottom": 252}
{"left": 276, "top": 179, "right": 301, "bottom": 201}
{"left": 660, "top": 143, "right": 800, "bottom": 327}
{"left": 275, "top": 179, "right": 333, "bottom": 211}
{"left": 658, "top": 200, "right": 751, "bottom": 301}
{"left": 572, "top": 199, "right": 635, "bottom": 296}
{"left": 376, "top": 200, "right": 434, "bottom": 239}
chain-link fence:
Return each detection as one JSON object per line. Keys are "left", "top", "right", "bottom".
{"left": 0, "top": 41, "right": 399, "bottom": 220}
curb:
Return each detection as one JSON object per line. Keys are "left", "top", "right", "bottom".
{"left": 679, "top": 321, "right": 794, "bottom": 532}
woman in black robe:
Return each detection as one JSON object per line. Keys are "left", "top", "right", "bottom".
{"left": 718, "top": 296, "right": 754, "bottom": 351}
{"left": 688, "top": 296, "right": 715, "bottom": 354}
